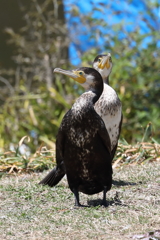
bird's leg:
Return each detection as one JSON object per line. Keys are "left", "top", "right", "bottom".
{"left": 73, "top": 188, "right": 82, "bottom": 207}
{"left": 102, "top": 186, "right": 108, "bottom": 207}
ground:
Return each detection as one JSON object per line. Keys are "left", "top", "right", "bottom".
{"left": 0, "top": 162, "right": 160, "bottom": 240}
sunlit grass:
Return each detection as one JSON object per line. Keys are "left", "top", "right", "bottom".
{"left": 0, "top": 162, "right": 160, "bottom": 240}
{"left": 0, "top": 123, "right": 160, "bottom": 174}
{"left": 0, "top": 136, "right": 55, "bottom": 173}
{"left": 113, "top": 140, "right": 160, "bottom": 169}
{"left": 0, "top": 137, "right": 159, "bottom": 174}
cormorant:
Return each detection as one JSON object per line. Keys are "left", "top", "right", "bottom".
{"left": 93, "top": 53, "right": 122, "bottom": 159}
{"left": 39, "top": 67, "right": 112, "bottom": 206}
{"left": 39, "top": 53, "right": 121, "bottom": 191}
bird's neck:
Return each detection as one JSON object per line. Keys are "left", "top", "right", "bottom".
{"left": 72, "top": 90, "right": 101, "bottom": 113}
{"left": 104, "top": 76, "right": 109, "bottom": 85}
{"left": 81, "top": 91, "right": 101, "bottom": 106}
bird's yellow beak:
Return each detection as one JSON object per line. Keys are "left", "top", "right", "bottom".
{"left": 98, "top": 55, "right": 111, "bottom": 70}
{"left": 54, "top": 68, "right": 86, "bottom": 84}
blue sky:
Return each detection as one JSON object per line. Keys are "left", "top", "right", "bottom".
{"left": 64, "top": 0, "right": 160, "bottom": 65}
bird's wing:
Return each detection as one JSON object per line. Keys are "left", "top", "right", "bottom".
{"left": 56, "top": 126, "right": 65, "bottom": 165}
{"left": 98, "top": 119, "right": 112, "bottom": 156}
{"left": 111, "top": 113, "right": 123, "bottom": 160}
{"left": 111, "top": 143, "right": 118, "bottom": 160}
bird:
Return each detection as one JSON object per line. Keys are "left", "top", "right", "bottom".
{"left": 39, "top": 67, "right": 112, "bottom": 207}
{"left": 39, "top": 53, "right": 121, "bottom": 189}
{"left": 93, "top": 53, "right": 122, "bottom": 160}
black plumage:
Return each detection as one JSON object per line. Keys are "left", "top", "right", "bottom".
{"left": 39, "top": 67, "right": 112, "bottom": 206}
{"left": 39, "top": 53, "right": 122, "bottom": 192}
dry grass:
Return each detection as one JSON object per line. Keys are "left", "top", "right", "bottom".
{"left": 0, "top": 142, "right": 56, "bottom": 173}
{"left": 0, "top": 139, "right": 159, "bottom": 173}
{"left": 113, "top": 141, "right": 160, "bottom": 168}
{"left": 0, "top": 162, "right": 160, "bottom": 240}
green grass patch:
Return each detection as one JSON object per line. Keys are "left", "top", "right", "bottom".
{"left": 0, "top": 162, "right": 160, "bottom": 239}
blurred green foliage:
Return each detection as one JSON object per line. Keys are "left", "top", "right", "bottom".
{"left": 80, "top": 2, "right": 160, "bottom": 143}
{"left": 0, "top": 0, "right": 77, "bottom": 151}
{"left": 0, "top": 0, "right": 159, "bottom": 153}
{"left": 82, "top": 36, "right": 160, "bottom": 143}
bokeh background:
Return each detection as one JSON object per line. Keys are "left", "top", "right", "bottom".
{"left": 0, "top": 0, "right": 159, "bottom": 152}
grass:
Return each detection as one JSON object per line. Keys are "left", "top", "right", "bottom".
{"left": 0, "top": 138, "right": 159, "bottom": 173}
{"left": 0, "top": 139, "right": 56, "bottom": 173}
{"left": 0, "top": 162, "right": 160, "bottom": 240}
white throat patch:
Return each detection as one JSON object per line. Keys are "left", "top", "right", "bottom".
{"left": 81, "top": 74, "right": 94, "bottom": 90}
{"left": 93, "top": 62, "right": 112, "bottom": 80}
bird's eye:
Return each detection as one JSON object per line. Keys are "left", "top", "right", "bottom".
{"left": 98, "top": 58, "right": 101, "bottom": 63}
{"left": 79, "top": 71, "right": 83, "bottom": 75}
{"left": 109, "top": 57, "right": 112, "bottom": 62}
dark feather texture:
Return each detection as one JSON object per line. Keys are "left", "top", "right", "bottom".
{"left": 39, "top": 67, "right": 112, "bottom": 206}
{"left": 39, "top": 165, "right": 65, "bottom": 187}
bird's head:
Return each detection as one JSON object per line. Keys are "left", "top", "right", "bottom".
{"left": 93, "top": 53, "right": 112, "bottom": 83}
{"left": 54, "top": 67, "right": 103, "bottom": 93}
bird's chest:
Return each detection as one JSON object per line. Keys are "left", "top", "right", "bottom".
{"left": 65, "top": 120, "right": 99, "bottom": 180}
{"left": 95, "top": 91, "right": 122, "bottom": 150}
{"left": 104, "top": 108, "right": 121, "bottom": 150}
{"left": 68, "top": 122, "right": 97, "bottom": 148}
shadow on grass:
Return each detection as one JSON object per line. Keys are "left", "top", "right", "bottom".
{"left": 112, "top": 179, "right": 140, "bottom": 186}
{"left": 87, "top": 199, "right": 128, "bottom": 207}
{"left": 87, "top": 193, "right": 128, "bottom": 208}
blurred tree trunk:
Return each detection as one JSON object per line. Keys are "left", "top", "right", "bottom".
{"left": 0, "top": 0, "right": 27, "bottom": 68}
{"left": 0, "top": 0, "right": 69, "bottom": 90}
{"left": 0, "top": 0, "right": 68, "bottom": 75}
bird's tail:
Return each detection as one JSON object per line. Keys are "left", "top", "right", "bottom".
{"left": 39, "top": 167, "right": 65, "bottom": 187}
